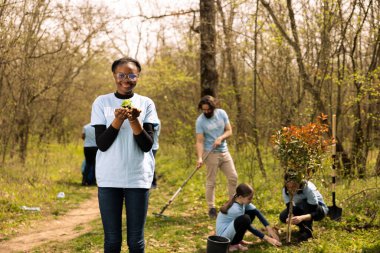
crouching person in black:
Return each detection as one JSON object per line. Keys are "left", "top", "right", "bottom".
{"left": 279, "top": 171, "right": 328, "bottom": 242}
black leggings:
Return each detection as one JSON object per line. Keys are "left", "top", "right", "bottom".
{"left": 83, "top": 147, "right": 98, "bottom": 185}
{"left": 279, "top": 201, "right": 325, "bottom": 231}
{"left": 231, "top": 210, "right": 263, "bottom": 245}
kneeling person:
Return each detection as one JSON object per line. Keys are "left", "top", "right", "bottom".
{"left": 279, "top": 171, "right": 328, "bottom": 241}
{"left": 216, "top": 183, "right": 281, "bottom": 252}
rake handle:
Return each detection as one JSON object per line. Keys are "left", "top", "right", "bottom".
{"left": 155, "top": 150, "right": 213, "bottom": 216}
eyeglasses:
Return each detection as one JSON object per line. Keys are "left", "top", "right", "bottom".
{"left": 116, "top": 72, "right": 139, "bottom": 81}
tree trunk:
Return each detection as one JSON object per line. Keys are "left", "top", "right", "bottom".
{"left": 335, "top": 0, "right": 356, "bottom": 175}
{"left": 351, "top": 100, "right": 366, "bottom": 177}
{"left": 252, "top": 0, "right": 266, "bottom": 178}
{"left": 376, "top": 150, "right": 380, "bottom": 176}
{"left": 216, "top": 0, "right": 244, "bottom": 139}
{"left": 349, "top": 1, "right": 372, "bottom": 178}
{"left": 200, "top": 0, "right": 218, "bottom": 97}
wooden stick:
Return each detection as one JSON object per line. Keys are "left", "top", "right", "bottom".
{"left": 286, "top": 193, "right": 294, "bottom": 243}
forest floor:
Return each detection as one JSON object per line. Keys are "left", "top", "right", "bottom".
{"left": 0, "top": 189, "right": 99, "bottom": 253}
{"left": 0, "top": 144, "right": 379, "bottom": 252}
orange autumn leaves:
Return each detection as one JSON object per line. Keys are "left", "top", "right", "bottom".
{"left": 271, "top": 113, "right": 333, "bottom": 179}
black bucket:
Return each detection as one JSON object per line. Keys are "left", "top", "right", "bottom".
{"left": 207, "top": 235, "right": 230, "bottom": 253}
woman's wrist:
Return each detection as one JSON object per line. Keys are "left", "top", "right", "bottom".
{"left": 112, "top": 118, "right": 124, "bottom": 129}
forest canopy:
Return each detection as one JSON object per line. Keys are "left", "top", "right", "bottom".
{"left": 0, "top": 0, "right": 379, "bottom": 177}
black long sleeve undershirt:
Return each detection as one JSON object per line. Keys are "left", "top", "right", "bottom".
{"left": 246, "top": 209, "right": 269, "bottom": 239}
{"left": 94, "top": 123, "right": 154, "bottom": 152}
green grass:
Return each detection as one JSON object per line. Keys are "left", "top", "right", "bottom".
{"left": 1, "top": 142, "right": 379, "bottom": 252}
{"left": 0, "top": 142, "right": 94, "bottom": 240}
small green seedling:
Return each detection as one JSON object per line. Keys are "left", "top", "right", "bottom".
{"left": 121, "top": 99, "right": 132, "bottom": 109}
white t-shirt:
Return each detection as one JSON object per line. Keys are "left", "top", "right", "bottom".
{"left": 91, "top": 92, "right": 159, "bottom": 188}
{"left": 83, "top": 123, "right": 97, "bottom": 147}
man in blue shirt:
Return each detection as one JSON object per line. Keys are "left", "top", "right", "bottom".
{"left": 195, "top": 95, "right": 238, "bottom": 218}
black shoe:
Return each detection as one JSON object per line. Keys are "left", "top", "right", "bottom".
{"left": 298, "top": 230, "right": 312, "bottom": 242}
{"left": 208, "top": 208, "right": 217, "bottom": 218}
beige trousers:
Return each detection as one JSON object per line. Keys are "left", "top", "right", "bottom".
{"left": 205, "top": 151, "right": 238, "bottom": 209}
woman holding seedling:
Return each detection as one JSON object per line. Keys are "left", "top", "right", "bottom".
{"left": 216, "top": 183, "right": 282, "bottom": 251}
{"left": 279, "top": 170, "right": 328, "bottom": 242}
{"left": 91, "top": 57, "right": 159, "bottom": 253}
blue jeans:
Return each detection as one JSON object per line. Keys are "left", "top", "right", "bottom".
{"left": 98, "top": 187, "right": 149, "bottom": 253}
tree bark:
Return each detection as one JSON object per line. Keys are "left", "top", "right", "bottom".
{"left": 259, "top": 0, "right": 326, "bottom": 115}
{"left": 252, "top": 0, "right": 266, "bottom": 178}
{"left": 216, "top": 0, "right": 244, "bottom": 137}
{"left": 200, "top": 0, "right": 218, "bottom": 97}
{"left": 376, "top": 150, "right": 380, "bottom": 176}
{"left": 349, "top": 0, "right": 373, "bottom": 178}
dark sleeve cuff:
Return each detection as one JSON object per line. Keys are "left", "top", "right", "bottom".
{"left": 133, "top": 123, "right": 154, "bottom": 152}
{"left": 248, "top": 226, "right": 265, "bottom": 239}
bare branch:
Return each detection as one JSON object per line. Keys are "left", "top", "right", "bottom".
{"left": 259, "top": 0, "right": 296, "bottom": 48}
{"left": 138, "top": 9, "right": 199, "bottom": 20}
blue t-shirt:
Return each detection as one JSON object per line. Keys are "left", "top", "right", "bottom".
{"left": 216, "top": 203, "right": 266, "bottom": 240}
{"left": 83, "top": 123, "right": 97, "bottom": 147}
{"left": 195, "top": 109, "right": 229, "bottom": 152}
{"left": 282, "top": 181, "right": 329, "bottom": 214}
{"left": 152, "top": 119, "right": 160, "bottom": 151}
{"left": 91, "top": 92, "right": 159, "bottom": 188}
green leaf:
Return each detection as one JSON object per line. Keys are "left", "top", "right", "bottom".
{"left": 121, "top": 99, "right": 132, "bottom": 108}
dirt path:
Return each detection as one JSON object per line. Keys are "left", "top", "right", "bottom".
{"left": 0, "top": 190, "right": 100, "bottom": 253}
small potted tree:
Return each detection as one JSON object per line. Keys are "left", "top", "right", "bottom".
{"left": 271, "top": 113, "right": 332, "bottom": 243}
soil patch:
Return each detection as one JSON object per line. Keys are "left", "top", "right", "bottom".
{"left": 0, "top": 190, "right": 99, "bottom": 253}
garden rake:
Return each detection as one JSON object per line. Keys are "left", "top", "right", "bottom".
{"left": 153, "top": 150, "right": 213, "bottom": 218}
